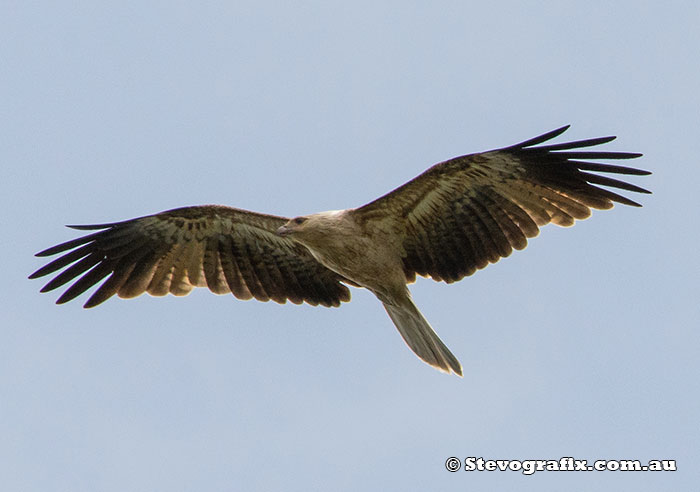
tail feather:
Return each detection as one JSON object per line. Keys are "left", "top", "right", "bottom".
{"left": 382, "top": 296, "right": 463, "bottom": 376}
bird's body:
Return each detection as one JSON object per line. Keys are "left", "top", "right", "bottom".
{"left": 30, "top": 126, "right": 650, "bottom": 376}
{"left": 281, "top": 210, "right": 405, "bottom": 296}
{"left": 278, "top": 210, "right": 463, "bottom": 373}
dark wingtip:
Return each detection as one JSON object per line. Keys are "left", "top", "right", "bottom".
{"left": 66, "top": 224, "right": 113, "bottom": 230}
{"left": 55, "top": 290, "right": 78, "bottom": 305}
{"left": 550, "top": 124, "right": 571, "bottom": 136}
{"left": 513, "top": 125, "right": 571, "bottom": 149}
{"left": 83, "top": 293, "right": 108, "bottom": 309}
{"left": 35, "top": 248, "right": 59, "bottom": 258}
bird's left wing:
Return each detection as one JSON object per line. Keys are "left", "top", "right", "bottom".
{"left": 30, "top": 205, "right": 351, "bottom": 308}
{"left": 351, "top": 126, "right": 651, "bottom": 283}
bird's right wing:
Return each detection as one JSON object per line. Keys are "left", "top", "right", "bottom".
{"left": 30, "top": 205, "right": 351, "bottom": 308}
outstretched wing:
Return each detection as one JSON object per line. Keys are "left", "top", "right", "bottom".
{"left": 352, "top": 125, "right": 651, "bottom": 283}
{"left": 30, "top": 205, "right": 351, "bottom": 308}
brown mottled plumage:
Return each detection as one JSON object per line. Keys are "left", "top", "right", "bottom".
{"left": 30, "top": 126, "right": 650, "bottom": 376}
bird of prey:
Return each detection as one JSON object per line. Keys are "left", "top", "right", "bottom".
{"left": 30, "top": 126, "right": 650, "bottom": 376}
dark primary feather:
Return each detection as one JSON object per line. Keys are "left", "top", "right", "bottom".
{"left": 352, "top": 125, "right": 650, "bottom": 284}
{"left": 30, "top": 205, "right": 351, "bottom": 308}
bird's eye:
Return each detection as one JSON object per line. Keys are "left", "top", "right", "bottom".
{"left": 293, "top": 217, "right": 306, "bottom": 225}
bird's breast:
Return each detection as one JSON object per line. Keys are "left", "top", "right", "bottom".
{"left": 304, "top": 232, "right": 407, "bottom": 291}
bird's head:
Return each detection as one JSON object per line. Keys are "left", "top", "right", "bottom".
{"left": 276, "top": 210, "right": 346, "bottom": 246}
{"left": 276, "top": 216, "right": 309, "bottom": 238}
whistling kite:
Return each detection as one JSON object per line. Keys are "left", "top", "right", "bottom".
{"left": 30, "top": 126, "right": 650, "bottom": 376}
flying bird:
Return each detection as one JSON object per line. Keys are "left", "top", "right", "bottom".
{"left": 30, "top": 126, "right": 650, "bottom": 376}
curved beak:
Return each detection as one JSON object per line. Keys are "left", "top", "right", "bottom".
{"left": 276, "top": 225, "right": 291, "bottom": 237}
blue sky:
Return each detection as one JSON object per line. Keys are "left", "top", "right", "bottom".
{"left": 2, "top": 2, "right": 697, "bottom": 490}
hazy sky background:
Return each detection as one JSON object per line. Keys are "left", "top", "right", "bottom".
{"left": 2, "top": 2, "right": 697, "bottom": 490}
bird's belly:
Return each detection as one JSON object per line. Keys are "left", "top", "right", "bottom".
{"left": 307, "top": 240, "right": 406, "bottom": 292}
